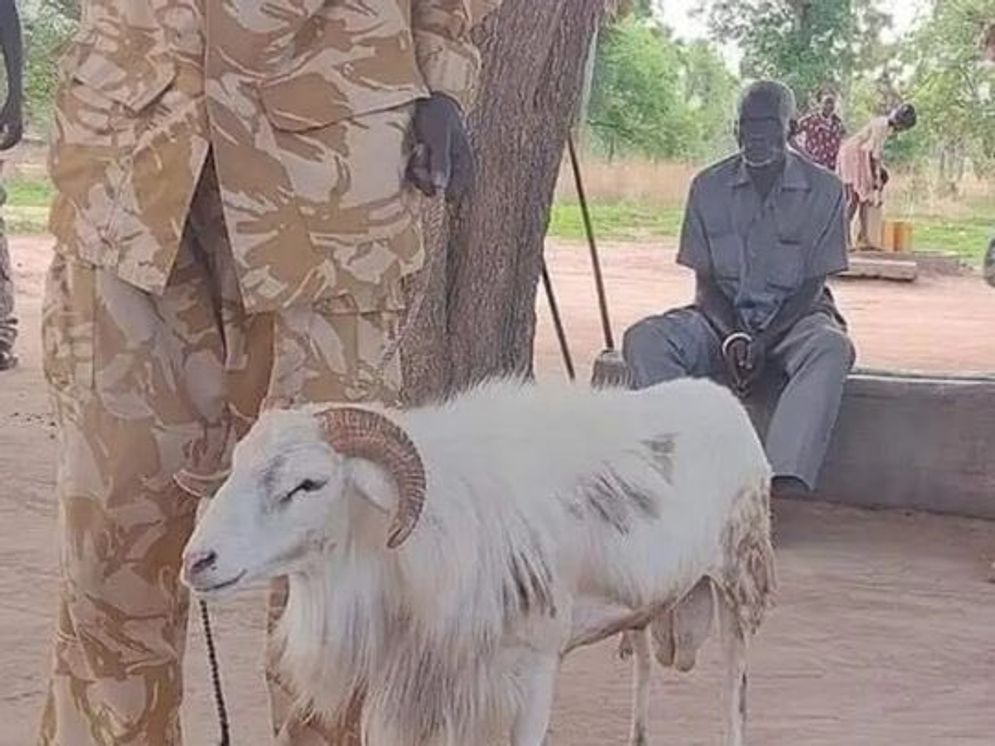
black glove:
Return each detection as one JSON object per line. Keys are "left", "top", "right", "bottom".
{"left": 0, "top": 91, "right": 22, "bottom": 151}
{"left": 406, "top": 93, "right": 473, "bottom": 202}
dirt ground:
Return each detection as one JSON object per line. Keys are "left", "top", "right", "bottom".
{"left": 2, "top": 234, "right": 994, "bottom": 745}
{"left": 533, "top": 241, "right": 995, "bottom": 380}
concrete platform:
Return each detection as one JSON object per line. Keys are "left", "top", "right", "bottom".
{"left": 752, "top": 370, "right": 995, "bottom": 520}
{"left": 839, "top": 254, "right": 919, "bottom": 281}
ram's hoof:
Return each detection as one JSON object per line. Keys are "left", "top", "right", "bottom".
{"left": 617, "top": 633, "right": 634, "bottom": 660}
{"left": 628, "top": 723, "right": 648, "bottom": 746}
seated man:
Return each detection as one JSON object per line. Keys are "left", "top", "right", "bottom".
{"left": 623, "top": 80, "right": 854, "bottom": 499}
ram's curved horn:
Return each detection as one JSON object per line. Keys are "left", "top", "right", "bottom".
{"left": 317, "top": 407, "right": 426, "bottom": 548}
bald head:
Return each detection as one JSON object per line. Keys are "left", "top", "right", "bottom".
{"left": 737, "top": 80, "right": 796, "bottom": 168}
{"left": 738, "top": 81, "right": 797, "bottom": 127}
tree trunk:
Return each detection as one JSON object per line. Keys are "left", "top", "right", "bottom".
{"left": 401, "top": 0, "right": 613, "bottom": 405}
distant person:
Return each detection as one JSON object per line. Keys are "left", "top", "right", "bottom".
{"left": 836, "top": 103, "right": 918, "bottom": 249}
{"left": 622, "top": 80, "right": 854, "bottom": 501}
{"left": 0, "top": 0, "right": 24, "bottom": 371}
{"left": 983, "top": 24, "right": 995, "bottom": 288}
{"left": 791, "top": 88, "right": 847, "bottom": 171}
{"left": 984, "top": 237, "right": 995, "bottom": 288}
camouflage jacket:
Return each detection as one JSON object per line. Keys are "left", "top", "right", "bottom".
{"left": 48, "top": 0, "right": 501, "bottom": 312}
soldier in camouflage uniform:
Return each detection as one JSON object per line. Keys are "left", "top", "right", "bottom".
{"left": 0, "top": 0, "right": 24, "bottom": 371}
{"left": 36, "top": 1, "right": 501, "bottom": 744}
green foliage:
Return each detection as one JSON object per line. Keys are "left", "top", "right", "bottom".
{"left": 5, "top": 175, "right": 54, "bottom": 206}
{"left": 549, "top": 201, "right": 683, "bottom": 240}
{"left": 586, "top": 18, "right": 738, "bottom": 160}
{"left": 905, "top": 0, "right": 995, "bottom": 178}
{"left": 704, "top": 0, "right": 851, "bottom": 100}
{"left": 21, "top": 0, "right": 80, "bottom": 134}
{"left": 680, "top": 39, "right": 740, "bottom": 152}
{"left": 702, "top": 0, "right": 893, "bottom": 108}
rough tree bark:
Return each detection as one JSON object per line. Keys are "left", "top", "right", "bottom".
{"left": 401, "top": 0, "right": 614, "bottom": 405}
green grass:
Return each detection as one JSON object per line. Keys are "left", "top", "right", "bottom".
{"left": 551, "top": 199, "right": 994, "bottom": 266}
{"left": 6, "top": 176, "right": 55, "bottom": 207}
{"left": 2, "top": 175, "right": 992, "bottom": 264}
{"left": 3, "top": 176, "right": 54, "bottom": 233}
{"left": 549, "top": 201, "right": 683, "bottom": 242}
{"left": 905, "top": 214, "right": 994, "bottom": 263}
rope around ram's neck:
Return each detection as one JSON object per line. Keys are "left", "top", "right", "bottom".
{"left": 200, "top": 599, "right": 231, "bottom": 746}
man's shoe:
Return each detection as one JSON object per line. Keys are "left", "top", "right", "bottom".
{"left": 771, "top": 475, "right": 810, "bottom": 500}
{"left": 0, "top": 347, "right": 18, "bottom": 371}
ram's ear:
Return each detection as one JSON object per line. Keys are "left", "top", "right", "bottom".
{"left": 347, "top": 459, "right": 398, "bottom": 515}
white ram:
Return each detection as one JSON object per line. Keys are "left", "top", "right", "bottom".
{"left": 182, "top": 377, "right": 775, "bottom": 745}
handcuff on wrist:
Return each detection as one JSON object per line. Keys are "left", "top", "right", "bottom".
{"left": 721, "top": 331, "right": 753, "bottom": 358}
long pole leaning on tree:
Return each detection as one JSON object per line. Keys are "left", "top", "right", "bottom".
{"left": 570, "top": 23, "right": 630, "bottom": 387}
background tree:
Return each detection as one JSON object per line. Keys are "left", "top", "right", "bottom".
{"left": 703, "top": 0, "right": 855, "bottom": 103}
{"left": 13, "top": 0, "right": 80, "bottom": 133}
{"left": 586, "top": 15, "right": 737, "bottom": 160}
{"left": 587, "top": 19, "right": 695, "bottom": 159}
{"left": 700, "top": 0, "right": 894, "bottom": 110}
{"left": 679, "top": 38, "right": 740, "bottom": 157}
{"left": 905, "top": 0, "right": 995, "bottom": 185}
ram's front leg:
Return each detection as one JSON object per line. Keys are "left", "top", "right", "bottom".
{"left": 627, "top": 627, "right": 652, "bottom": 746}
{"left": 511, "top": 653, "right": 559, "bottom": 746}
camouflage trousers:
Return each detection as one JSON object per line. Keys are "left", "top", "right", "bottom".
{"left": 37, "top": 161, "right": 405, "bottom": 745}
{"left": 0, "top": 183, "right": 16, "bottom": 350}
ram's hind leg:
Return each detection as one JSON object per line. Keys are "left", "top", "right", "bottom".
{"left": 717, "top": 596, "right": 749, "bottom": 746}
{"left": 511, "top": 653, "right": 558, "bottom": 746}
{"left": 627, "top": 627, "right": 652, "bottom": 746}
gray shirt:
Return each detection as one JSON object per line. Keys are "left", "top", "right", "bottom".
{"left": 677, "top": 152, "right": 848, "bottom": 331}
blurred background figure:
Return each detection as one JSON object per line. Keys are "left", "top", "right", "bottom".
{"left": 791, "top": 87, "right": 847, "bottom": 172}
{"left": 837, "top": 103, "right": 918, "bottom": 250}
{"left": 0, "top": 0, "right": 25, "bottom": 371}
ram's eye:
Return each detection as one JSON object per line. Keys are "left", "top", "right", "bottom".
{"left": 278, "top": 479, "right": 328, "bottom": 504}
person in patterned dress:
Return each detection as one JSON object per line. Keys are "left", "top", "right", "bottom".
{"left": 791, "top": 89, "right": 846, "bottom": 172}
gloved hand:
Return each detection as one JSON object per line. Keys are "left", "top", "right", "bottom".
{"left": 405, "top": 93, "right": 473, "bottom": 202}
{"left": 721, "top": 332, "right": 766, "bottom": 397}
{"left": 0, "top": 90, "right": 23, "bottom": 151}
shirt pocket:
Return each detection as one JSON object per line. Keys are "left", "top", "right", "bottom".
{"left": 55, "top": 29, "right": 177, "bottom": 141}
{"left": 258, "top": 4, "right": 427, "bottom": 132}
{"left": 48, "top": 29, "right": 178, "bottom": 256}
{"left": 767, "top": 235, "right": 806, "bottom": 291}
{"left": 705, "top": 231, "right": 743, "bottom": 281}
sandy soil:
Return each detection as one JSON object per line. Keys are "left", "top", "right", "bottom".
{"left": 2, "top": 234, "right": 994, "bottom": 745}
